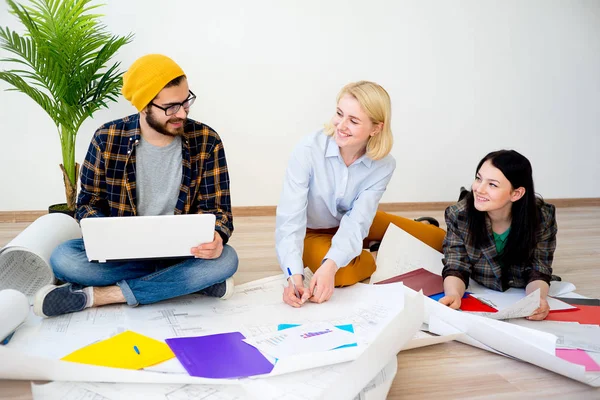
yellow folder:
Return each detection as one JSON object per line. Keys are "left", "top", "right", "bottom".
{"left": 61, "top": 330, "right": 175, "bottom": 370}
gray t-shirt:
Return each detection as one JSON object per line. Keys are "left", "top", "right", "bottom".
{"left": 135, "top": 136, "right": 183, "bottom": 216}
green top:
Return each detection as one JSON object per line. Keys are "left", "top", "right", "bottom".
{"left": 493, "top": 227, "right": 511, "bottom": 255}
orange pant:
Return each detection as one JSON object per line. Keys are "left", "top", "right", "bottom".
{"left": 303, "top": 211, "right": 445, "bottom": 287}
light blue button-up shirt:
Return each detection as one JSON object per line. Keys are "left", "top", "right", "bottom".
{"left": 275, "top": 130, "right": 396, "bottom": 276}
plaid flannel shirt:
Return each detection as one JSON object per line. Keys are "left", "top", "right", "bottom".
{"left": 442, "top": 199, "right": 557, "bottom": 291}
{"left": 76, "top": 114, "right": 233, "bottom": 243}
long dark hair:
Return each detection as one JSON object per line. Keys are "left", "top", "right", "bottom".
{"left": 465, "top": 150, "right": 542, "bottom": 266}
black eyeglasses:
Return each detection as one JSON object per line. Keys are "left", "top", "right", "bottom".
{"left": 150, "top": 91, "right": 196, "bottom": 116}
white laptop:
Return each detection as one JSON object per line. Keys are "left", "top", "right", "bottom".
{"left": 80, "top": 214, "right": 216, "bottom": 263}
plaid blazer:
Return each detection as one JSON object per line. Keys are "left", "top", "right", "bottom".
{"left": 76, "top": 114, "right": 233, "bottom": 243}
{"left": 442, "top": 199, "right": 557, "bottom": 291}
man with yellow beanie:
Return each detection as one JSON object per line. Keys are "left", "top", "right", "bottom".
{"left": 34, "top": 54, "right": 238, "bottom": 318}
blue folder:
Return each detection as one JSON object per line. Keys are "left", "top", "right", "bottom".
{"left": 429, "top": 292, "right": 470, "bottom": 301}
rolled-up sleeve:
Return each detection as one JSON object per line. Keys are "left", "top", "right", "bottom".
{"left": 275, "top": 143, "right": 311, "bottom": 276}
{"left": 442, "top": 207, "right": 473, "bottom": 288}
{"left": 325, "top": 169, "right": 394, "bottom": 269}
{"left": 77, "top": 133, "right": 108, "bottom": 221}
{"left": 198, "top": 138, "right": 233, "bottom": 244}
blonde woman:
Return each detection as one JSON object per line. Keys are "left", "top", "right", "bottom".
{"left": 276, "top": 81, "right": 445, "bottom": 307}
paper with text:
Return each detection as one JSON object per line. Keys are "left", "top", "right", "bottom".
{"left": 3, "top": 275, "right": 413, "bottom": 383}
{"left": 243, "top": 322, "right": 356, "bottom": 359}
{"left": 470, "top": 289, "right": 540, "bottom": 320}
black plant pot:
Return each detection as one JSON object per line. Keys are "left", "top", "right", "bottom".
{"left": 48, "top": 203, "right": 75, "bottom": 218}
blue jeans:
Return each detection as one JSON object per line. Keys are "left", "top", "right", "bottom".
{"left": 49, "top": 239, "right": 238, "bottom": 306}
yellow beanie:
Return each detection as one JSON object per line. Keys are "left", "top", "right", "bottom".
{"left": 122, "top": 54, "right": 185, "bottom": 111}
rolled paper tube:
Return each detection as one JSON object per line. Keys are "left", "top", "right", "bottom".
{"left": 0, "top": 289, "right": 29, "bottom": 341}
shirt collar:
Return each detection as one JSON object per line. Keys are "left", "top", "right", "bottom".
{"left": 325, "top": 135, "right": 373, "bottom": 168}
{"left": 325, "top": 136, "right": 340, "bottom": 158}
{"left": 357, "top": 154, "right": 373, "bottom": 168}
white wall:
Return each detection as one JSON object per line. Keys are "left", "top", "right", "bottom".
{"left": 1, "top": 0, "right": 599, "bottom": 211}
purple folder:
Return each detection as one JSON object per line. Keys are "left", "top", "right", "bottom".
{"left": 165, "top": 332, "right": 274, "bottom": 379}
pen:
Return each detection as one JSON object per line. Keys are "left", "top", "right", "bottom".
{"left": 133, "top": 345, "right": 140, "bottom": 355}
{"left": 1, "top": 331, "right": 15, "bottom": 346}
{"left": 286, "top": 267, "right": 301, "bottom": 299}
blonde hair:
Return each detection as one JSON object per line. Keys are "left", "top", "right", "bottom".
{"left": 324, "top": 81, "right": 393, "bottom": 160}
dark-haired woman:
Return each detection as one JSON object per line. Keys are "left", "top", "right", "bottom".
{"left": 439, "top": 150, "right": 557, "bottom": 320}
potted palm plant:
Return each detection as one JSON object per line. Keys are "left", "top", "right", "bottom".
{"left": 0, "top": 0, "right": 133, "bottom": 215}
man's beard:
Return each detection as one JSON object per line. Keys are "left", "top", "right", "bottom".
{"left": 146, "top": 109, "right": 186, "bottom": 137}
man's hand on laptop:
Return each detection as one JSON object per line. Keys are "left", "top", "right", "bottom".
{"left": 191, "top": 231, "right": 223, "bottom": 259}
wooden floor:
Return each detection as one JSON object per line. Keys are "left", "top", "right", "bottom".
{"left": 1, "top": 207, "right": 599, "bottom": 399}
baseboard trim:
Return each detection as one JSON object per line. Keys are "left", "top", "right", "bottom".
{"left": 2, "top": 198, "right": 598, "bottom": 223}
{"left": 231, "top": 206, "right": 277, "bottom": 217}
{"left": 545, "top": 198, "right": 600, "bottom": 208}
{"left": 378, "top": 202, "right": 455, "bottom": 212}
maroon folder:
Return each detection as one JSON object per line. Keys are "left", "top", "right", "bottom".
{"left": 374, "top": 268, "right": 444, "bottom": 296}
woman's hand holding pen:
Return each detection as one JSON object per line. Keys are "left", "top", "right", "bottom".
{"left": 283, "top": 274, "right": 310, "bottom": 308}
{"left": 309, "top": 259, "right": 337, "bottom": 304}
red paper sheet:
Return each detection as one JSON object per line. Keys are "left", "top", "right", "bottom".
{"left": 547, "top": 304, "right": 600, "bottom": 325}
{"left": 459, "top": 295, "right": 498, "bottom": 312}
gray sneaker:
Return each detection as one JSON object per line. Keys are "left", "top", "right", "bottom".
{"left": 33, "top": 283, "right": 88, "bottom": 318}
{"left": 198, "top": 277, "right": 234, "bottom": 300}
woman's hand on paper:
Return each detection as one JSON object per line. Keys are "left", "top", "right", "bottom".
{"left": 526, "top": 297, "right": 550, "bottom": 320}
{"left": 191, "top": 231, "right": 223, "bottom": 259}
{"left": 309, "top": 259, "right": 337, "bottom": 304}
{"left": 439, "top": 276, "right": 465, "bottom": 310}
{"left": 283, "top": 274, "right": 310, "bottom": 308}
{"left": 525, "top": 280, "right": 550, "bottom": 320}
{"left": 439, "top": 294, "right": 462, "bottom": 310}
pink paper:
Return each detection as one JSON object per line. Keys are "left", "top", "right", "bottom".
{"left": 556, "top": 349, "right": 600, "bottom": 371}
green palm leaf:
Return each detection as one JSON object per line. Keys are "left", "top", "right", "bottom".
{"left": 0, "top": 0, "right": 133, "bottom": 211}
